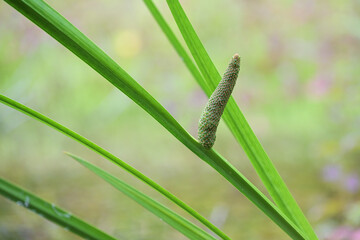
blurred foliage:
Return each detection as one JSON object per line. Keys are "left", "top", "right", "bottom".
{"left": 0, "top": 0, "right": 359, "bottom": 239}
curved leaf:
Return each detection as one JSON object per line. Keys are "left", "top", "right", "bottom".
{"left": 67, "top": 153, "right": 217, "bottom": 240}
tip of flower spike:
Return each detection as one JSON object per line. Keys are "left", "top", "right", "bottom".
{"left": 232, "top": 53, "right": 240, "bottom": 66}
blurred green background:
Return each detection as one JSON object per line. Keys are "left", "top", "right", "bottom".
{"left": 1, "top": 0, "right": 359, "bottom": 239}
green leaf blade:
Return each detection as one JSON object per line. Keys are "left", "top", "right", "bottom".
{"left": 0, "top": 177, "right": 117, "bottom": 240}
{"left": 143, "top": 0, "right": 211, "bottom": 94}
{"left": 0, "top": 94, "right": 227, "bottom": 239}
{"left": 67, "top": 153, "right": 217, "bottom": 240}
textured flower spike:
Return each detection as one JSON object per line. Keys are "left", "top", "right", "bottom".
{"left": 198, "top": 54, "right": 240, "bottom": 149}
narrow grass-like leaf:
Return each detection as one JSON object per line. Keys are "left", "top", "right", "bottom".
{"left": 165, "top": 0, "right": 317, "bottom": 239}
{"left": 4, "top": 1, "right": 306, "bottom": 238}
{"left": 143, "top": 0, "right": 211, "bottom": 94}
{"left": 0, "top": 94, "right": 304, "bottom": 239}
{"left": 67, "top": 153, "right": 217, "bottom": 240}
{"left": 0, "top": 177, "right": 116, "bottom": 240}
